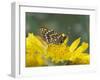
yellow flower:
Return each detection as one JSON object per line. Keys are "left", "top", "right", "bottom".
{"left": 46, "top": 38, "right": 90, "bottom": 64}
{"left": 26, "top": 33, "right": 47, "bottom": 67}
{"left": 26, "top": 32, "right": 90, "bottom": 66}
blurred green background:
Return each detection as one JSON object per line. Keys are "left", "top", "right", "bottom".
{"left": 26, "top": 12, "right": 89, "bottom": 53}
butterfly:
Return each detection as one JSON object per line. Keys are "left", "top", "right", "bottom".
{"left": 39, "top": 27, "right": 67, "bottom": 44}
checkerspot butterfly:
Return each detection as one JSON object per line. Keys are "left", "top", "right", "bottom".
{"left": 39, "top": 26, "right": 67, "bottom": 44}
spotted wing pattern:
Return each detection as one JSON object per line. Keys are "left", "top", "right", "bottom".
{"left": 39, "top": 27, "right": 67, "bottom": 44}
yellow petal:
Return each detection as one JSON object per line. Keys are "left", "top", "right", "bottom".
{"left": 28, "top": 33, "right": 44, "bottom": 48}
{"left": 26, "top": 53, "right": 45, "bottom": 67}
{"left": 69, "top": 38, "right": 80, "bottom": 52}
{"left": 71, "top": 53, "right": 90, "bottom": 64}
{"left": 62, "top": 37, "right": 69, "bottom": 45}
{"left": 36, "top": 36, "right": 48, "bottom": 49}
{"left": 26, "top": 53, "right": 37, "bottom": 67}
{"left": 26, "top": 33, "right": 47, "bottom": 54}
{"left": 35, "top": 54, "right": 45, "bottom": 66}
{"left": 74, "top": 42, "right": 88, "bottom": 53}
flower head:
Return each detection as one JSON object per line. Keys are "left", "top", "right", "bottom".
{"left": 46, "top": 38, "right": 89, "bottom": 64}
{"left": 26, "top": 33, "right": 47, "bottom": 67}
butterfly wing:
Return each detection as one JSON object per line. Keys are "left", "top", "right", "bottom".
{"left": 39, "top": 27, "right": 67, "bottom": 44}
